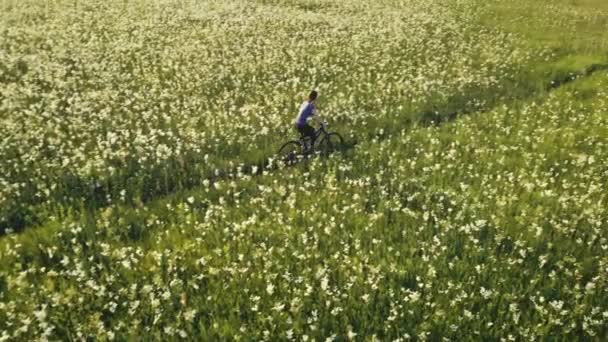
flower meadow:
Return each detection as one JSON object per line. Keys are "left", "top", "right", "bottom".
{"left": 1, "top": 0, "right": 608, "bottom": 340}
{"left": 0, "top": 0, "right": 532, "bottom": 230}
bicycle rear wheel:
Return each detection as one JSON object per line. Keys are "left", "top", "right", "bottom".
{"left": 277, "top": 140, "right": 303, "bottom": 165}
{"left": 317, "top": 132, "right": 345, "bottom": 155}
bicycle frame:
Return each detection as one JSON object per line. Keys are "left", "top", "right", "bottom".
{"left": 301, "top": 123, "right": 327, "bottom": 147}
{"left": 313, "top": 126, "right": 326, "bottom": 142}
{"left": 279, "top": 121, "right": 343, "bottom": 163}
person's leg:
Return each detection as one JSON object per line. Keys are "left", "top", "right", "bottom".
{"left": 296, "top": 125, "right": 305, "bottom": 137}
{"left": 304, "top": 124, "right": 316, "bottom": 142}
{"left": 298, "top": 124, "right": 315, "bottom": 152}
{"left": 296, "top": 125, "right": 308, "bottom": 150}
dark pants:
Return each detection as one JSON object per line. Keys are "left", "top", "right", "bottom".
{"left": 296, "top": 124, "right": 315, "bottom": 141}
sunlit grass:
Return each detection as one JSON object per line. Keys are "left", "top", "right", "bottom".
{"left": 0, "top": 0, "right": 607, "bottom": 340}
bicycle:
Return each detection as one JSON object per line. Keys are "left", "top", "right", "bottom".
{"left": 277, "top": 121, "right": 345, "bottom": 165}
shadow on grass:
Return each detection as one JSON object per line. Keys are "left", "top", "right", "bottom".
{"left": 418, "top": 62, "right": 608, "bottom": 127}
{"left": 0, "top": 136, "right": 358, "bottom": 235}
{"left": 217, "top": 137, "right": 358, "bottom": 176}
{"left": 547, "top": 63, "right": 608, "bottom": 90}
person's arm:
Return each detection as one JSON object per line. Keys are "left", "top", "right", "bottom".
{"left": 311, "top": 104, "right": 322, "bottom": 123}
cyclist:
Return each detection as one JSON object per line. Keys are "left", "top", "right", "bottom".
{"left": 294, "top": 90, "right": 319, "bottom": 150}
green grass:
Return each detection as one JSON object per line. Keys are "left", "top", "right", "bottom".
{"left": 479, "top": 0, "right": 608, "bottom": 97}
{"left": 1, "top": 0, "right": 607, "bottom": 340}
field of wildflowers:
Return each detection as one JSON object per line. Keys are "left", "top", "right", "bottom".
{"left": 1, "top": 0, "right": 607, "bottom": 340}
{"left": 1, "top": 0, "right": 531, "bottom": 230}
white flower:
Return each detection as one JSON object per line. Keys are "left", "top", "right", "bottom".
{"left": 272, "top": 302, "right": 285, "bottom": 312}
{"left": 347, "top": 329, "right": 357, "bottom": 340}
{"left": 321, "top": 275, "right": 329, "bottom": 291}
{"left": 266, "top": 283, "right": 274, "bottom": 295}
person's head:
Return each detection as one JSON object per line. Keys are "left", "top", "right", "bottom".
{"left": 308, "top": 90, "right": 318, "bottom": 102}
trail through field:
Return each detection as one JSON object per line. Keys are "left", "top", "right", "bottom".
{"left": 547, "top": 63, "right": 608, "bottom": 90}
{"left": 2, "top": 62, "right": 606, "bottom": 236}
{"left": 153, "top": 64, "right": 608, "bottom": 191}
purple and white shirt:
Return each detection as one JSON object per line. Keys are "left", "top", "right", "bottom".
{"left": 294, "top": 101, "right": 317, "bottom": 127}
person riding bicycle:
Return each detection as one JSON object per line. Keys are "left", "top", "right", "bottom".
{"left": 294, "top": 90, "right": 319, "bottom": 150}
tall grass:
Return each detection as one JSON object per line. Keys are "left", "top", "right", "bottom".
{"left": 0, "top": 0, "right": 607, "bottom": 340}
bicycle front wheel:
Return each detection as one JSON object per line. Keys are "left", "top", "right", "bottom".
{"left": 277, "top": 140, "right": 303, "bottom": 165}
{"left": 318, "top": 132, "right": 345, "bottom": 155}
